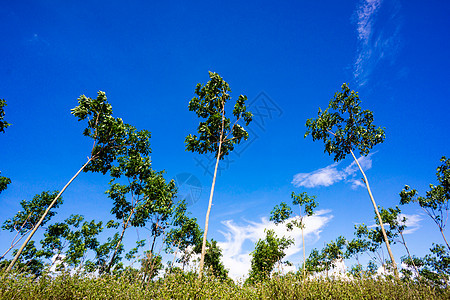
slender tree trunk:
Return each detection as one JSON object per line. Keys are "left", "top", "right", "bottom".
{"left": 301, "top": 225, "right": 306, "bottom": 278}
{"left": 106, "top": 211, "right": 134, "bottom": 273}
{"left": 399, "top": 231, "right": 420, "bottom": 277}
{"left": 440, "top": 228, "right": 450, "bottom": 251}
{"left": 350, "top": 150, "right": 398, "bottom": 277}
{"left": 1, "top": 232, "right": 28, "bottom": 261}
{"left": 1, "top": 211, "right": 35, "bottom": 260}
{"left": 171, "top": 241, "right": 181, "bottom": 268}
{"left": 198, "top": 101, "right": 225, "bottom": 279}
{"left": 197, "top": 141, "right": 222, "bottom": 279}
{"left": 299, "top": 209, "right": 306, "bottom": 278}
{"left": 3, "top": 158, "right": 93, "bottom": 275}
{"left": 150, "top": 234, "right": 158, "bottom": 255}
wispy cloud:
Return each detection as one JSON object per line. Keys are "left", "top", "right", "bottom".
{"left": 216, "top": 210, "right": 333, "bottom": 280}
{"left": 353, "top": 0, "right": 402, "bottom": 86}
{"left": 399, "top": 213, "right": 422, "bottom": 235}
{"left": 292, "top": 163, "right": 344, "bottom": 188}
{"left": 292, "top": 153, "right": 374, "bottom": 189}
{"left": 366, "top": 213, "right": 422, "bottom": 235}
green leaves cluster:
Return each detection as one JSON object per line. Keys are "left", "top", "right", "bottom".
{"left": 400, "top": 157, "right": 450, "bottom": 249}
{"left": 166, "top": 200, "right": 203, "bottom": 268}
{"left": 185, "top": 71, "right": 252, "bottom": 159}
{"left": 104, "top": 121, "right": 177, "bottom": 273}
{"left": 305, "top": 83, "right": 385, "bottom": 161}
{"left": 40, "top": 214, "right": 104, "bottom": 267}
{"left": 2, "top": 191, "right": 63, "bottom": 235}
{"left": 247, "top": 229, "right": 293, "bottom": 283}
{"left": 0, "top": 99, "right": 10, "bottom": 134}
{"left": 305, "top": 236, "right": 347, "bottom": 275}
{"left": 71, "top": 91, "right": 151, "bottom": 175}
{"left": 0, "top": 99, "right": 11, "bottom": 194}
{"left": 270, "top": 192, "right": 318, "bottom": 230}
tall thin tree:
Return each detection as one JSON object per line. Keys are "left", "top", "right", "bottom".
{"left": 185, "top": 72, "right": 252, "bottom": 278}
{"left": 270, "top": 192, "right": 318, "bottom": 278}
{"left": 4, "top": 92, "right": 133, "bottom": 274}
{"left": 304, "top": 83, "right": 398, "bottom": 276}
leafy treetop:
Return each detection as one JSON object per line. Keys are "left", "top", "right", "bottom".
{"left": 305, "top": 83, "right": 385, "bottom": 161}
{"left": 71, "top": 91, "right": 151, "bottom": 175}
{"left": 185, "top": 71, "right": 252, "bottom": 159}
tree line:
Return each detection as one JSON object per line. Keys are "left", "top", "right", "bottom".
{"left": 0, "top": 75, "right": 448, "bottom": 287}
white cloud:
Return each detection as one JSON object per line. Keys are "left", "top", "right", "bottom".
{"left": 292, "top": 154, "right": 374, "bottom": 189}
{"left": 353, "top": 0, "right": 402, "bottom": 86}
{"left": 292, "top": 163, "right": 344, "bottom": 188}
{"left": 216, "top": 210, "right": 333, "bottom": 281}
{"left": 365, "top": 213, "right": 422, "bottom": 235}
{"left": 399, "top": 213, "right": 422, "bottom": 235}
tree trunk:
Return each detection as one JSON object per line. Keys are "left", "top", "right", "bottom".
{"left": 197, "top": 141, "right": 222, "bottom": 279}
{"left": 350, "top": 150, "right": 398, "bottom": 277}
{"left": 299, "top": 210, "right": 306, "bottom": 278}
{"left": 3, "top": 158, "right": 92, "bottom": 275}
{"left": 440, "top": 228, "right": 450, "bottom": 251}
{"left": 105, "top": 211, "right": 134, "bottom": 273}
{"left": 198, "top": 101, "right": 225, "bottom": 279}
{"left": 400, "top": 231, "right": 420, "bottom": 277}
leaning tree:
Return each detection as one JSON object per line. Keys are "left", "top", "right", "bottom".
{"left": 304, "top": 83, "right": 398, "bottom": 276}
{"left": 5, "top": 92, "right": 143, "bottom": 274}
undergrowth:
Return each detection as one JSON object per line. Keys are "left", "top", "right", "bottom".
{"left": 1, "top": 270, "right": 448, "bottom": 300}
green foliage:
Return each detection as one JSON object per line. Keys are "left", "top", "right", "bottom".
{"left": 403, "top": 244, "right": 450, "bottom": 287}
{"left": 247, "top": 229, "right": 293, "bottom": 283}
{"left": 2, "top": 191, "right": 63, "bottom": 235}
{"left": 185, "top": 71, "right": 252, "bottom": 159}
{"left": 125, "top": 240, "right": 146, "bottom": 261}
{"left": 270, "top": 202, "right": 292, "bottom": 225}
{"left": 291, "top": 192, "right": 318, "bottom": 217}
{"left": 0, "top": 241, "right": 45, "bottom": 276}
{"left": 39, "top": 214, "right": 103, "bottom": 267}
{"left": 304, "top": 83, "right": 385, "bottom": 161}
{"left": 104, "top": 119, "right": 177, "bottom": 273}
{"left": 203, "top": 239, "right": 229, "bottom": 281}
{"left": 305, "top": 236, "right": 347, "bottom": 276}
{"left": 2, "top": 270, "right": 448, "bottom": 300}
{"left": 71, "top": 91, "right": 130, "bottom": 174}
{"left": 0, "top": 99, "right": 11, "bottom": 194}
{"left": 0, "top": 173, "right": 11, "bottom": 195}
{"left": 85, "top": 231, "right": 124, "bottom": 274}
{"left": 165, "top": 200, "right": 203, "bottom": 268}
{"left": 140, "top": 251, "right": 163, "bottom": 281}
{"left": 0, "top": 99, "right": 10, "bottom": 134}
{"left": 400, "top": 156, "right": 450, "bottom": 249}
{"left": 270, "top": 192, "right": 318, "bottom": 231}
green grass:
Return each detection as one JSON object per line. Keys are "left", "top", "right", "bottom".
{"left": 1, "top": 271, "right": 448, "bottom": 299}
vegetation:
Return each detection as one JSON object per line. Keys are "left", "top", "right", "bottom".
{"left": 304, "top": 83, "right": 397, "bottom": 275}
{"left": 400, "top": 157, "right": 450, "bottom": 250}
{"left": 185, "top": 71, "right": 252, "bottom": 278}
{"left": 0, "top": 99, "right": 11, "bottom": 194}
{"left": 247, "top": 229, "right": 293, "bottom": 284}
{"left": 270, "top": 192, "right": 318, "bottom": 277}
{"left": 1, "top": 270, "right": 449, "bottom": 300}
{"left": 1, "top": 82, "right": 449, "bottom": 297}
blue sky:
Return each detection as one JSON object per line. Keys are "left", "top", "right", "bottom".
{"left": 1, "top": 0, "right": 449, "bottom": 279}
